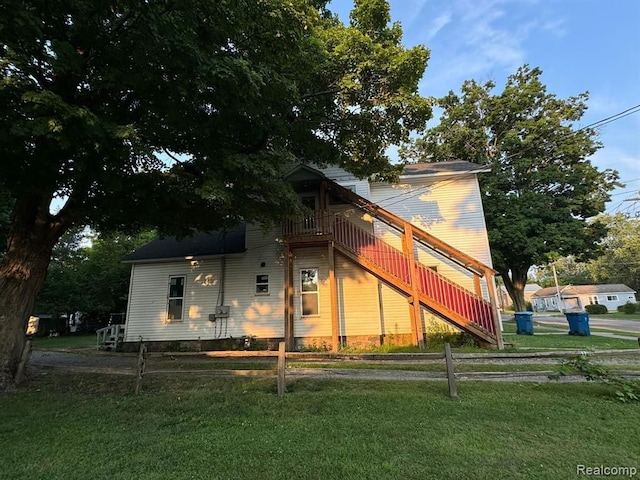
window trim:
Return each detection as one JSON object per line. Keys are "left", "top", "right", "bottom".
{"left": 167, "top": 275, "right": 186, "bottom": 322}
{"left": 255, "top": 273, "right": 270, "bottom": 295}
{"left": 300, "top": 268, "right": 320, "bottom": 317}
{"left": 606, "top": 295, "right": 618, "bottom": 302}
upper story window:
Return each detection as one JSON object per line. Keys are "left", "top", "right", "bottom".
{"left": 256, "top": 274, "right": 269, "bottom": 295}
{"left": 167, "top": 276, "right": 185, "bottom": 321}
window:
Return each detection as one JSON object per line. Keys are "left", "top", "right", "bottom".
{"left": 589, "top": 296, "right": 599, "bottom": 305}
{"left": 167, "top": 276, "right": 185, "bottom": 321}
{"left": 255, "top": 274, "right": 269, "bottom": 294}
{"left": 606, "top": 295, "right": 618, "bottom": 302}
{"left": 300, "top": 268, "right": 319, "bottom": 316}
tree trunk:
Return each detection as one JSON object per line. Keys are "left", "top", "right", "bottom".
{"left": 500, "top": 267, "right": 529, "bottom": 312}
{"left": 0, "top": 195, "right": 64, "bottom": 391}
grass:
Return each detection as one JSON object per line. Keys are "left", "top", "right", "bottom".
{"left": 589, "top": 312, "right": 640, "bottom": 321}
{"left": 501, "top": 321, "right": 562, "bottom": 334}
{"left": 31, "top": 334, "right": 96, "bottom": 350}
{"left": 504, "top": 333, "right": 638, "bottom": 351}
{"left": 2, "top": 372, "right": 639, "bottom": 480}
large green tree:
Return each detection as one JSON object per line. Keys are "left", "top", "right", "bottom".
{"left": 0, "top": 0, "right": 431, "bottom": 388}
{"left": 587, "top": 213, "right": 640, "bottom": 295}
{"left": 404, "top": 65, "right": 620, "bottom": 311}
{"left": 532, "top": 255, "right": 595, "bottom": 288}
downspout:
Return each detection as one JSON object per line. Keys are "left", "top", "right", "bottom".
{"left": 219, "top": 256, "right": 226, "bottom": 306}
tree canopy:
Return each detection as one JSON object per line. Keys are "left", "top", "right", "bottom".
{"left": 0, "top": 0, "right": 432, "bottom": 388}
{"left": 0, "top": 0, "right": 431, "bottom": 236}
{"left": 404, "top": 65, "right": 621, "bottom": 310}
{"left": 35, "top": 229, "right": 156, "bottom": 319}
{"left": 584, "top": 213, "right": 640, "bottom": 294}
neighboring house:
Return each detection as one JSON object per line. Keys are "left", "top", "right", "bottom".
{"left": 122, "top": 161, "right": 504, "bottom": 351}
{"left": 531, "top": 284, "right": 637, "bottom": 312}
{"left": 497, "top": 283, "right": 542, "bottom": 309}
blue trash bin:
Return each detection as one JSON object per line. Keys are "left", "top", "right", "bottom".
{"left": 564, "top": 312, "right": 591, "bottom": 336}
{"left": 514, "top": 311, "right": 534, "bottom": 335}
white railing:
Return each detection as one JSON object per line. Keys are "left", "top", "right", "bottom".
{"left": 96, "top": 324, "right": 125, "bottom": 349}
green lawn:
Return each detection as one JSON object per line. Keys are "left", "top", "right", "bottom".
{"left": 31, "top": 334, "right": 96, "bottom": 350}
{"left": 2, "top": 373, "right": 638, "bottom": 480}
{"left": 589, "top": 312, "right": 640, "bottom": 321}
{"left": 504, "top": 333, "right": 638, "bottom": 350}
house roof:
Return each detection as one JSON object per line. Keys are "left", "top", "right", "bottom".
{"left": 532, "top": 284, "right": 636, "bottom": 297}
{"left": 402, "top": 160, "right": 491, "bottom": 178}
{"left": 292, "top": 160, "right": 488, "bottom": 182}
{"left": 123, "top": 224, "right": 246, "bottom": 263}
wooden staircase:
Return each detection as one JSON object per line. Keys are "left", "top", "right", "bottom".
{"left": 284, "top": 179, "right": 503, "bottom": 349}
{"left": 332, "top": 217, "right": 498, "bottom": 345}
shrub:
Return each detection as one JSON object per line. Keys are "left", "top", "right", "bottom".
{"left": 584, "top": 304, "right": 608, "bottom": 314}
{"left": 619, "top": 302, "right": 637, "bottom": 314}
{"left": 552, "top": 354, "right": 640, "bottom": 403}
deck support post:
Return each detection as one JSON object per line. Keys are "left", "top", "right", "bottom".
{"left": 402, "top": 223, "right": 425, "bottom": 349}
{"left": 284, "top": 246, "right": 295, "bottom": 351}
{"left": 328, "top": 241, "right": 340, "bottom": 352}
{"left": 485, "top": 272, "right": 504, "bottom": 350}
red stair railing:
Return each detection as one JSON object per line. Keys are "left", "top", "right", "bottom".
{"left": 333, "top": 216, "right": 496, "bottom": 336}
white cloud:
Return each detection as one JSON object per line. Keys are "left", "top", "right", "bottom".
{"left": 424, "top": 12, "right": 452, "bottom": 40}
{"left": 417, "top": 0, "right": 550, "bottom": 96}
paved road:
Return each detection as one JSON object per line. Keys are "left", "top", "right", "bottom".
{"left": 525, "top": 313, "right": 640, "bottom": 334}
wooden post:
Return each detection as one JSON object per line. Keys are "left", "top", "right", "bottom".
{"left": 135, "top": 342, "right": 147, "bottom": 395}
{"left": 485, "top": 272, "right": 504, "bottom": 350}
{"left": 402, "top": 223, "right": 425, "bottom": 348}
{"left": 15, "top": 339, "right": 32, "bottom": 385}
{"left": 444, "top": 342, "right": 458, "bottom": 399}
{"left": 473, "top": 274, "right": 482, "bottom": 298}
{"left": 277, "top": 341, "right": 286, "bottom": 395}
{"left": 328, "top": 241, "right": 339, "bottom": 352}
{"left": 284, "top": 246, "right": 295, "bottom": 351}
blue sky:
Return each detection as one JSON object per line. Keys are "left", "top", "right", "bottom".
{"left": 329, "top": 0, "right": 640, "bottom": 215}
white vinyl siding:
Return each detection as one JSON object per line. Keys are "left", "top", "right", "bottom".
{"left": 370, "top": 174, "right": 493, "bottom": 298}
{"left": 315, "top": 164, "right": 371, "bottom": 198}
{"left": 335, "top": 258, "right": 383, "bottom": 336}
{"left": 125, "top": 224, "right": 286, "bottom": 342}
{"left": 293, "top": 247, "right": 331, "bottom": 337}
{"left": 370, "top": 174, "right": 492, "bottom": 265}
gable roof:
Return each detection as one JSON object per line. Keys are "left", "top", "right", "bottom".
{"left": 402, "top": 160, "right": 490, "bottom": 178}
{"left": 123, "top": 224, "right": 246, "bottom": 263}
{"left": 532, "top": 284, "right": 636, "bottom": 297}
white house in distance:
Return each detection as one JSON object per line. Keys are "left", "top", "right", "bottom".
{"left": 531, "top": 284, "right": 637, "bottom": 312}
{"left": 121, "top": 161, "right": 504, "bottom": 351}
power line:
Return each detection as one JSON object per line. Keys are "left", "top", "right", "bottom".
{"left": 578, "top": 104, "right": 640, "bottom": 131}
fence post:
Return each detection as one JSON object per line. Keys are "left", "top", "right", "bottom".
{"left": 135, "top": 341, "right": 147, "bottom": 395}
{"left": 277, "top": 341, "right": 286, "bottom": 395}
{"left": 444, "top": 342, "right": 458, "bottom": 399}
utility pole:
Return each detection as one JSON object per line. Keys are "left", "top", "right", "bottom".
{"left": 552, "top": 263, "right": 563, "bottom": 312}
{"left": 623, "top": 191, "right": 640, "bottom": 217}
